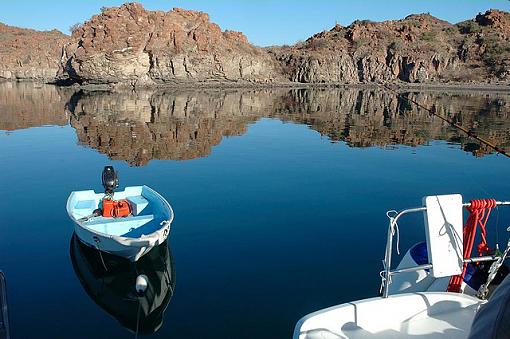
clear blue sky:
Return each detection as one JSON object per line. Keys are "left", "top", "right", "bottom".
{"left": 1, "top": 1, "right": 509, "bottom": 46}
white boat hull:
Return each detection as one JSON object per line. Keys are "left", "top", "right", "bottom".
{"left": 67, "top": 185, "right": 173, "bottom": 262}
{"left": 73, "top": 223, "right": 168, "bottom": 262}
{"left": 294, "top": 292, "right": 484, "bottom": 339}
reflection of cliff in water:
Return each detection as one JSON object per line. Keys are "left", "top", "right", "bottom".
{"left": 274, "top": 89, "right": 510, "bottom": 156}
{"left": 67, "top": 88, "right": 510, "bottom": 165}
{"left": 67, "top": 90, "right": 268, "bottom": 165}
{"left": 2, "top": 83, "right": 507, "bottom": 161}
{"left": 0, "top": 82, "right": 71, "bottom": 130}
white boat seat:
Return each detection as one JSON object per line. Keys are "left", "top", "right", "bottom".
{"left": 84, "top": 214, "right": 155, "bottom": 237}
{"left": 73, "top": 200, "right": 97, "bottom": 218}
{"left": 126, "top": 195, "right": 149, "bottom": 215}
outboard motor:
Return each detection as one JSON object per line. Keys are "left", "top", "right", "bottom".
{"left": 102, "top": 166, "right": 119, "bottom": 195}
{"left": 100, "top": 166, "right": 130, "bottom": 218}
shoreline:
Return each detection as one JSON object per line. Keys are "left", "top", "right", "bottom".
{"left": 2, "top": 78, "right": 509, "bottom": 93}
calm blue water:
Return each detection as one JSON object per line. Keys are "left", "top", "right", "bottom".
{"left": 1, "top": 83, "right": 510, "bottom": 338}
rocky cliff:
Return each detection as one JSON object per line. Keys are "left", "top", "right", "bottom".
{"left": 61, "top": 3, "right": 280, "bottom": 86}
{"left": 0, "top": 23, "right": 69, "bottom": 82}
{"left": 1, "top": 4, "right": 509, "bottom": 86}
{"left": 270, "top": 9, "right": 510, "bottom": 84}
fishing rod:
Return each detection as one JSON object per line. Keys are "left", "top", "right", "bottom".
{"left": 381, "top": 84, "right": 510, "bottom": 158}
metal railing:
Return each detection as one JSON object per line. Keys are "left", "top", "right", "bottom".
{"left": 381, "top": 201, "right": 510, "bottom": 298}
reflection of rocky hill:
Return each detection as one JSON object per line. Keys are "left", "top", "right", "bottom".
{"left": 271, "top": 89, "right": 510, "bottom": 156}
{"left": 2, "top": 82, "right": 507, "bottom": 162}
{"left": 67, "top": 90, "right": 277, "bottom": 165}
{"left": 0, "top": 82, "right": 71, "bottom": 130}
{"left": 66, "top": 88, "right": 510, "bottom": 165}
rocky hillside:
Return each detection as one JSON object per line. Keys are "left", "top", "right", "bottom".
{"left": 270, "top": 9, "right": 510, "bottom": 84}
{"left": 0, "top": 23, "right": 69, "bottom": 82}
{"left": 0, "top": 4, "right": 509, "bottom": 86}
{"left": 61, "top": 3, "right": 280, "bottom": 86}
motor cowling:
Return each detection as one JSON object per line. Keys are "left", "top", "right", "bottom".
{"left": 102, "top": 166, "right": 119, "bottom": 194}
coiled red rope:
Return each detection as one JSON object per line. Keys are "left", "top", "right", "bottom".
{"left": 447, "top": 198, "right": 496, "bottom": 293}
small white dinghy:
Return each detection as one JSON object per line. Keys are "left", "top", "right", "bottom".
{"left": 295, "top": 194, "right": 510, "bottom": 339}
{"left": 66, "top": 166, "right": 174, "bottom": 262}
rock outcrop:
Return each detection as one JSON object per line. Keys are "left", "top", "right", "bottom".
{"left": 0, "top": 23, "right": 69, "bottom": 82}
{"left": 62, "top": 3, "right": 280, "bottom": 86}
{"left": 270, "top": 9, "right": 510, "bottom": 84}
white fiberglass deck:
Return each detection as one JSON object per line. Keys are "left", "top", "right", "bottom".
{"left": 295, "top": 292, "right": 484, "bottom": 339}
{"left": 67, "top": 186, "right": 168, "bottom": 238}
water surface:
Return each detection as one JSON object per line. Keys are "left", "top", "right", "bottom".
{"left": 1, "top": 82, "right": 510, "bottom": 338}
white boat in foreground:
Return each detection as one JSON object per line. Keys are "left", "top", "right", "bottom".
{"left": 294, "top": 194, "right": 510, "bottom": 339}
{"left": 66, "top": 167, "right": 174, "bottom": 262}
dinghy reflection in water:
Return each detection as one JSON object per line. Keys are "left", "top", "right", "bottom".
{"left": 70, "top": 235, "right": 175, "bottom": 335}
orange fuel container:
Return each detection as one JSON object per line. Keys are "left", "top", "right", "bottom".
{"left": 102, "top": 199, "right": 115, "bottom": 217}
{"left": 114, "top": 199, "right": 131, "bottom": 217}
{"left": 102, "top": 199, "right": 131, "bottom": 218}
